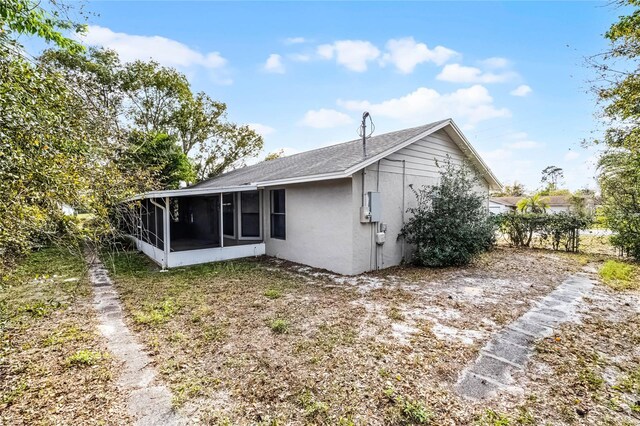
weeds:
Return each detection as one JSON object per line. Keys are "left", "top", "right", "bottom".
{"left": 388, "top": 306, "right": 405, "bottom": 321}
{"left": 264, "top": 289, "right": 282, "bottom": 299}
{"left": 298, "top": 389, "right": 329, "bottom": 420}
{"left": 384, "top": 387, "right": 433, "bottom": 424}
{"left": 19, "top": 300, "right": 63, "bottom": 318}
{"left": 475, "top": 409, "right": 511, "bottom": 426}
{"left": 65, "top": 350, "right": 104, "bottom": 367}
{"left": 133, "top": 299, "right": 178, "bottom": 325}
{"left": 599, "top": 260, "right": 638, "bottom": 291}
{"left": 269, "top": 318, "right": 289, "bottom": 334}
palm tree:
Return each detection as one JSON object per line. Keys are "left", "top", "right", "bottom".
{"left": 517, "top": 193, "right": 549, "bottom": 213}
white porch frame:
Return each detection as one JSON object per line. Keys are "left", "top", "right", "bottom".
{"left": 127, "top": 187, "right": 265, "bottom": 269}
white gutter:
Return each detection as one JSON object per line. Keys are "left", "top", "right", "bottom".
{"left": 125, "top": 185, "right": 258, "bottom": 202}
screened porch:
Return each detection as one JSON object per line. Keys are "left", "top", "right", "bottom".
{"left": 121, "top": 187, "right": 266, "bottom": 268}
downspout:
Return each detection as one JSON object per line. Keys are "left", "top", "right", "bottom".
{"left": 150, "top": 198, "right": 168, "bottom": 269}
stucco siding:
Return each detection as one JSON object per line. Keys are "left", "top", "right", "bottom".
{"left": 351, "top": 129, "right": 490, "bottom": 274}
{"left": 262, "top": 179, "right": 354, "bottom": 275}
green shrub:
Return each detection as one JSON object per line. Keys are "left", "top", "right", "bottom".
{"left": 599, "top": 260, "right": 638, "bottom": 290}
{"left": 400, "top": 159, "right": 495, "bottom": 267}
{"left": 496, "top": 212, "right": 592, "bottom": 251}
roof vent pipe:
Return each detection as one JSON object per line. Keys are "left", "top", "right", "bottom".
{"left": 359, "top": 111, "right": 374, "bottom": 157}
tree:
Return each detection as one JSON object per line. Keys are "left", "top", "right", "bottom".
{"left": 41, "top": 48, "right": 263, "bottom": 181}
{"left": 589, "top": 0, "right": 640, "bottom": 258}
{"left": 541, "top": 166, "right": 564, "bottom": 192}
{"left": 119, "top": 132, "right": 195, "bottom": 190}
{"left": 400, "top": 159, "right": 495, "bottom": 267}
{"left": 517, "top": 193, "right": 550, "bottom": 214}
{"left": 492, "top": 181, "right": 526, "bottom": 197}
{"left": 264, "top": 149, "right": 285, "bottom": 161}
{"left": 0, "top": 0, "right": 86, "bottom": 52}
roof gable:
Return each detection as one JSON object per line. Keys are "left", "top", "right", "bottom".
{"left": 190, "top": 118, "right": 501, "bottom": 190}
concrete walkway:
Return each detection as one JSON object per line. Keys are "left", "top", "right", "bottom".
{"left": 86, "top": 251, "right": 183, "bottom": 425}
{"left": 456, "top": 272, "right": 595, "bottom": 400}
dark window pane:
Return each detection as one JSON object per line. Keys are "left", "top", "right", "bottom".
{"left": 271, "top": 214, "right": 285, "bottom": 239}
{"left": 241, "top": 191, "right": 259, "bottom": 213}
{"left": 273, "top": 189, "right": 285, "bottom": 214}
{"left": 242, "top": 213, "right": 260, "bottom": 237}
{"left": 223, "top": 193, "right": 235, "bottom": 235}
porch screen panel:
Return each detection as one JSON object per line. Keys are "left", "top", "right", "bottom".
{"left": 148, "top": 200, "right": 157, "bottom": 246}
{"left": 155, "top": 202, "right": 164, "bottom": 249}
{"left": 141, "top": 199, "right": 151, "bottom": 244}
{"left": 241, "top": 191, "right": 260, "bottom": 238}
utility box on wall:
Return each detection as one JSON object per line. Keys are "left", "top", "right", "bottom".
{"left": 368, "top": 191, "right": 382, "bottom": 222}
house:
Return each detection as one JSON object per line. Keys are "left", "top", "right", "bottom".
{"left": 489, "top": 195, "right": 580, "bottom": 214}
{"left": 123, "top": 118, "right": 501, "bottom": 275}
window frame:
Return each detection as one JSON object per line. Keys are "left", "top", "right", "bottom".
{"left": 270, "top": 189, "right": 286, "bottom": 240}
{"left": 222, "top": 192, "right": 236, "bottom": 239}
{"left": 238, "top": 190, "right": 262, "bottom": 240}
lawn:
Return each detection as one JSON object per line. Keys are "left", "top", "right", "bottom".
{"left": 0, "top": 247, "right": 130, "bottom": 425}
{"left": 103, "top": 247, "right": 640, "bottom": 425}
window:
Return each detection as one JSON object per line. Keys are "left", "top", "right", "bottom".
{"left": 270, "top": 189, "right": 285, "bottom": 239}
{"left": 240, "top": 191, "right": 260, "bottom": 238}
{"left": 222, "top": 193, "right": 235, "bottom": 237}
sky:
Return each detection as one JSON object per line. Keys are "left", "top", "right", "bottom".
{"left": 33, "top": 1, "right": 623, "bottom": 191}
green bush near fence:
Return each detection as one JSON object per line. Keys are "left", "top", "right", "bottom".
{"left": 495, "top": 212, "right": 593, "bottom": 252}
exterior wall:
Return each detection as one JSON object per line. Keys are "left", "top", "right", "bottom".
{"left": 262, "top": 179, "right": 354, "bottom": 275}
{"left": 351, "top": 129, "right": 490, "bottom": 274}
{"left": 547, "top": 206, "right": 571, "bottom": 214}
{"left": 167, "top": 243, "right": 265, "bottom": 267}
{"left": 489, "top": 201, "right": 514, "bottom": 214}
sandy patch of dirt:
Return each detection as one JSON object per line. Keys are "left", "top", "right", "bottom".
{"left": 106, "top": 247, "right": 629, "bottom": 425}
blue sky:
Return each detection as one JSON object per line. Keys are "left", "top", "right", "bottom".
{"left": 41, "top": 1, "right": 622, "bottom": 190}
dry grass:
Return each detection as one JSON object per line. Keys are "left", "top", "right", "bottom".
{"left": 107, "top": 247, "right": 607, "bottom": 424}
{"left": 0, "top": 247, "right": 130, "bottom": 425}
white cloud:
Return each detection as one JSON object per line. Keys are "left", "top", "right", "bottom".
{"left": 510, "top": 85, "right": 533, "bottom": 97}
{"left": 480, "top": 57, "right": 510, "bottom": 69}
{"left": 300, "top": 109, "right": 353, "bottom": 128}
{"left": 381, "top": 37, "right": 458, "bottom": 73}
{"left": 263, "top": 54, "right": 285, "bottom": 74}
{"left": 502, "top": 132, "right": 543, "bottom": 150}
{"left": 437, "top": 64, "right": 516, "bottom": 84}
{"left": 289, "top": 53, "right": 311, "bottom": 62}
{"left": 316, "top": 40, "right": 380, "bottom": 72}
{"left": 284, "top": 37, "right": 306, "bottom": 45}
{"left": 506, "top": 140, "right": 543, "bottom": 149}
{"left": 248, "top": 123, "right": 276, "bottom": 136}
{"left": 564, "top": 150, "right": 580, "bottom": 161}
{"left": 81, "top": 25, "right": 227, "bottom": 71}
{"left": 338, "top": 84, "right": 510, "bottom": 128}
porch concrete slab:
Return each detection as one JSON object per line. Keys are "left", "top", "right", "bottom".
{"left": 456, "top": 273, "right": 594, "bottom": 400}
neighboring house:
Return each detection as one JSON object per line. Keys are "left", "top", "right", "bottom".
{"left": 489, "top": 195, "right": 583, "bottom": 214}
{"left": 124, "top": 118, "right": 501, "bottom": 275}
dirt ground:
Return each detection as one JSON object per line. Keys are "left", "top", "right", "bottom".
{"left": 102, "top": 247, "right": 640, "bottom": 425}
{"left": 0, "top": 248, "right": 130, "bottom": 425}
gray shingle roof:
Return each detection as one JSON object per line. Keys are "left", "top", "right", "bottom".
{"left": 192, "top": 119, "right": 449, "bottom": 189}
